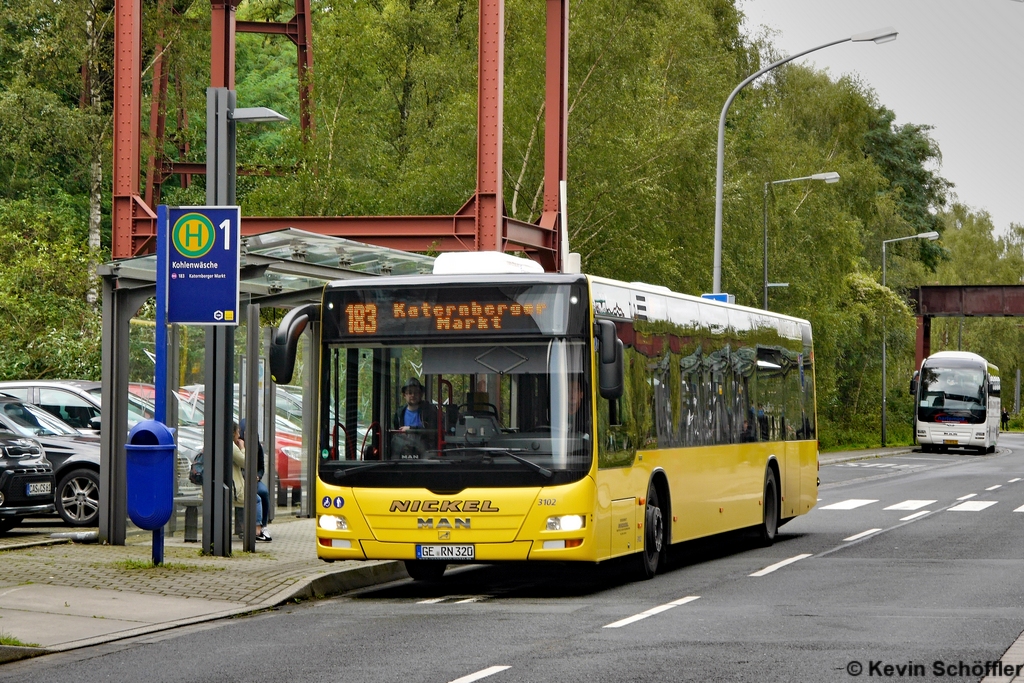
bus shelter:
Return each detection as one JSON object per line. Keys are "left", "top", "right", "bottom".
{"left": 96, "top": 229, "right": 434, "bottom": 548}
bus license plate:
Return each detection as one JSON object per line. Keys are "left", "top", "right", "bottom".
{"left": 943, "top": 439, "right": 958, "bottom": 445}
{"left": 416, "top": 544, "right": 474, "bottom": 560}
{"left": 26, "top": 482, "right": 51, "bottom": 496}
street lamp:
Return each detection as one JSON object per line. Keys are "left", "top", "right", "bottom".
{"left": 880, "top": 230, "right": 940, "bottom": 447}
{"left": 763, "top": 172, "right": 840, "bottom": 309}
{"left": 712, "top": 26, "right": 898, "bottom": 294}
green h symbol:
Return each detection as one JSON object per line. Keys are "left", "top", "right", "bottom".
{"left": 185, "top": 221, "right": 204, "bottom": 249}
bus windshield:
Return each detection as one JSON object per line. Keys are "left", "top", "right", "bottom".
{"left": 320, "top": 339, "right": 591, "bottom": 488}
{"left": 918, "top": 366, "right": 986, "bottom": 424}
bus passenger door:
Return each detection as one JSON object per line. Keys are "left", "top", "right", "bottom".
{"left": 610, "top": 497, "right": 636, "bottom": 556}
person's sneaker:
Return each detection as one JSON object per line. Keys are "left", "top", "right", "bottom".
{"left": 256, "top": 532, "right": 272, "bottom": 542}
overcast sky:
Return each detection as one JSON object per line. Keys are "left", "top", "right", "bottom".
{"left": 739, "top": 0, "right": 1024, "bottom": 235}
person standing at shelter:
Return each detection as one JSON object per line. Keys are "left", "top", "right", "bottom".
{"left": 1002, "top": 407, "right": 1010, "bottom": 432}
{"left": 239, "top": 418, "right": 271, "bottom": 540}
{"left": 232, "top": 422, "right": 269, "bottom": 542}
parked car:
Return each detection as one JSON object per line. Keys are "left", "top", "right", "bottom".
{"left": 0, "top": 395, "right": 101, "bottom": 526}
{"left": 179, "top": 384, "right": 306, "bottom": 496}
{"left": 0, "top": 426, "right": 54, "bottom": 535}
{"left": 0, "top": 380, "right": 202, "bottom": 500}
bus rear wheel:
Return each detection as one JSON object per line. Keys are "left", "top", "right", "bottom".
{"left": 405, "top": 560, "right": 447, "bottom": 581}
{"left": 636, "top": 482, "right": 665, "bottom": 580}
{"left": 758, "top": 468, "right": 779, "bottom": 547}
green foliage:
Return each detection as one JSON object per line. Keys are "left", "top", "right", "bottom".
{"left": 0, "top": 198, "right": 101, "bottom": 379}
{"left": 0, "top": 0, "right": 966, "bottom": 451}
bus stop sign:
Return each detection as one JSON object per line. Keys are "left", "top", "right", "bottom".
{"left": 166, "top": 206, "right": 240, "bottom": 325}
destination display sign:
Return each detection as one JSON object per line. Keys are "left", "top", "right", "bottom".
{"left": 323, "top": 284, "right": 579, "bottom": 340}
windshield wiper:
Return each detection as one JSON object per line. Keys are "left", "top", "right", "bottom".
{"left": 330, "top": 458, "right": 451, "bottom": 479}
{"left": 443, "top": 446, "right": 552, "bottom": 478}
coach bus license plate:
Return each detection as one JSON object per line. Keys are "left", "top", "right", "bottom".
{"left": 26, "top": 482, "right": 51, "bottom": 496}
{"left": 416, "top": 544, "right": 474, "bottom": 560}
{"left": 943, "top": 439, "right": 958, "bottom": 445}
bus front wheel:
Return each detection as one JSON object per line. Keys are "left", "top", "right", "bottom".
{"left": 636, "top": 482, "right": 665, "bottom": 580}
{"left": 405, "top": 560, "right": 447, "bottom": 581}
{"left": 758, "top": 468, "right": 779, "bottom": 547}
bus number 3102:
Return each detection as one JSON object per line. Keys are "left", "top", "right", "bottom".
{"left": 345, "top": 303, "right": 378, "bottom": 334}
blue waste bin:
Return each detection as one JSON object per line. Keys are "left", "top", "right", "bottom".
{"left": 125, "top": 420, "right": 176, "bottom": 530}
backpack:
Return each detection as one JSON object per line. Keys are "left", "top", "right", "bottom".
{"left": 188, "top": 451, "right": 204, "bottom": 486}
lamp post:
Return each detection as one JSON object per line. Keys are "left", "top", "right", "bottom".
{"left": 763, "top": 172, "right": 840, "bottom": 309}
{"left": 880, "top": 231, "right": 940, "bottom": 446}
{"left": 712, "top": 27, "right": 898, "bottom": 294}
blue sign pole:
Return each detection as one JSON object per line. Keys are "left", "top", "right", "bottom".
{"left": 152, "top": 205, "right": 169, "bottom": 566}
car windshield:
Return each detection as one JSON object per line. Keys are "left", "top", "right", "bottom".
{"left": 1, "top": 400, "right": 80, "bottom": 436}
{"left": 918, "top": 365, "right": 987, "bottom": 424}
{"left": 320, "top": 340, "right": 591, "bottom": 487}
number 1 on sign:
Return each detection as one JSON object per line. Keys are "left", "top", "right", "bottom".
{"left": 220, "top": 219, "right": 231, "bottom": 250}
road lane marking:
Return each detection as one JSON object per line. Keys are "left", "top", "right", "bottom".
{"left": 843, "top": 528, "right": 882, "bottom": 541}
{"left": 749, "top": 554, "right": 813, "bottom": 577}
{"left": 449, "top": 666, "right": 511, "bottom": 683}
{"left": 986, "top": 485, "right": 1003, "bottom": 491}
{"left": 418, "top": 598, "right": 446, "bottom": 604}
{"left": 957, "top": 494, "right": 977, "bottom": 500}
{"left": 884, "top": 500, "right": 936, "bottom": 511}
{"left": 1009, "top": 478, "right": 1021, "bottom": 483}
{"left": 1014, "top": 504, "right": 1024, "bottom": 512}
{"left": 948, "top": 500, "right": 998, "bottom": 512}
{"left": 455, "top": 597, "right": 485, "bottom": 604}
{"left": 900, "top": 510, "right": 931, "bottom": 521}
{"left": 603, "top": 596, "right": 700, "bottom": 628}
{"left": 819, "top": 499, "right": 878, "bottom": 510}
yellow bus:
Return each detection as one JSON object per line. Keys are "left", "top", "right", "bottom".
{"left": 270, "top": 256, "right": 818, "bottom": 581}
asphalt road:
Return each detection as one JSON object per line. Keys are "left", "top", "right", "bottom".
{"left": 5, "top": 438, "right": 1024, "bottom": 682}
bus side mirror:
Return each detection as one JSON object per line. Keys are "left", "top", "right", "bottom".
{"left": 270, "top": 304, "right": 321, "bottom": 385}
{"left": 909, "top": 370, "right": 918, "bottom": 396}
{"left": 596, "top": 320, "right": 624, "bottom": 400}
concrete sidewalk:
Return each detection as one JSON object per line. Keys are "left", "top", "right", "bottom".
{"left": 0, "top": 516, "right": 406, "bottom": 663}
{"left": 0, "top": 445, "right": 919, "bottom": 664}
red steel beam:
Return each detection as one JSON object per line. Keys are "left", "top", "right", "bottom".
{"left": 114, "top": 0, "right": 565, "bottom": 269}
{"left": 475, "top": 0, "right": 504, "bottom": 253}
{"left": 537, "top": 0, "right": 568, "bottom": 271}
{"left": 112, "top": 0, "right": 146, "bottom": 258}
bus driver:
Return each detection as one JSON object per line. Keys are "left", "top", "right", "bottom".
{"left": 391, "top": 378, "right": 437, "bottom": 457}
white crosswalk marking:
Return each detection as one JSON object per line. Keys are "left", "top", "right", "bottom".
{"left": 884, "top": 500, "right": 936, "bottom": 511}
{"left": 820, "top": 499, "right": 878, "bottom": 510}
{"left": 449, "top": 666, "right": 511, "bottom": 683}
{"left": 948, "top": 501, "right": 998, "bottom": 512}
{"left": 749, "top": 554, "right": 813, "bottom": 577}
{"left": 1014, "top": 504, "right": 1024, "bottom": 512}
{"left": 1009, "top": 478, "right": 1021, "bottom": 483}
{"left": 603, "top": 596, "right": 700, "bottom": 628}
{"left": 844, "top": 528, "right": 882, "bottom": 541}
{"left": 986, "top": 485, "right": 1002, "bottom": 491}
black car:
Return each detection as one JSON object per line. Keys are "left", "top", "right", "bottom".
{"left": 0, "top": 396, "right": 100, "bottom": 527}
{"left": 0, "top": 427, "right": 54, "bottom": 534}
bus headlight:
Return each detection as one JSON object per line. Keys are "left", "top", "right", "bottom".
{"left": 546, "top": 514, "right": 585, "bottom": 531}
{"left": 282, "top": 447, "right": 303, "bottom": 461}
{"left": 319, "top": 515, "right": 348, "bottom": 531}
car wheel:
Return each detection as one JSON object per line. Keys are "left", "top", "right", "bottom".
{"left": 635, "top": 481, "right": 666, "bottom": 580}
{"left": 57, "top": 468, "right": 100, "bottom": 527}
{"left": 758, "top": 468, "right": 779, "bottom": 547}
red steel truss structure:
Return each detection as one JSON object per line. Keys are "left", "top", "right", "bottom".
{"left": 113, "top": 0, "right": 568, "bottom": 271}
